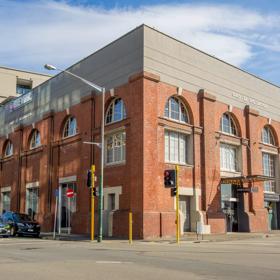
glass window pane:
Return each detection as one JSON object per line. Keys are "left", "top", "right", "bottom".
{"left": 113, "top": 99, "right": 122, "bottom": 122}
{"left": 26, "top": 188, "right": 39, "bottom": 219}
{"left": 170, "top": 98, "right": 180, "bottom": 121}
{"left": 165, "top": 131, "right": 169, "bottom": 161}
{"left": 2, "top": 192, "right": 11, "bottom": 212}
{"left": 179, "top": 134, "right": 186, "bottom": 163}
{"left": 220, "top": 144, "right": 237, "bottom": 171}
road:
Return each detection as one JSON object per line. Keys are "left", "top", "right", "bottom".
{"left": 0, "top": 236, "right": 279, "bottom": 280}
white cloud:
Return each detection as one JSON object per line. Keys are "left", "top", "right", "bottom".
{"left": 0, "top": 0, "right": 279, "bottom": 83}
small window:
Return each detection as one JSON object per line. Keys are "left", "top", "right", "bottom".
{"left": 220, "top": 113, "right": 237, "bottom": 136}
{"left": 4, "top": 141, "right": 13, "bottom": 157}
{"left": 262, "top": 152, "right": 276, "bottom": 192}
{"left": 220, "top": 144, "right": 238, "bottom": 172}
{"left": 105, "top": 131, "right": 126, "bottom": 164}
{"left": 1, "top": 191, "right": 11, "bottom": 213}
{"left": 16, "top": 84, "right": 31, "bottom": 95}
{"left": 165, "top": 130, "right": 187, "bottom": 164}
{"left": 26, "top": 187, "right": 39, "bottom": 220}
{"left": 164, "top": 97, "right": 189, "bottom": 123}
{"left": 63, "top": 116, "right": 78, "bottom": 138}
{"left": 262, "top": 126, "right": 275, "bottom": 145}
{"left": 30, "top": 130, "right": 41, "bottom": 149}
{"left": 105, "top": 98, "right": 126, "bottom": 124}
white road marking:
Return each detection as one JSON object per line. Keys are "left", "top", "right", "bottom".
{"left": 96, "top": 261, "right": 133, "bottom": 264}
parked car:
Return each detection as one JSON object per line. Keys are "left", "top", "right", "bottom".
{"left": 2, "top": 211, "right": 40, "bottom": 237}
{"left": 0, "top": 217, "right": 12, "bottom": 237}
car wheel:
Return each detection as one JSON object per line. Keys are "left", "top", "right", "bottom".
{"left": 10, "top": 226, "right": 16, "bottom": 237}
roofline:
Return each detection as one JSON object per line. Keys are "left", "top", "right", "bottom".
{"left": 142, "top": 24, "right": 280, "bottom": 90}
{"left": 0, "top": 65, "right": 52, "bottom": 77}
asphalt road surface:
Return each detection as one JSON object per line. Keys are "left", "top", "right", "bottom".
{"left": 0, "top": 236, "right": 279, "bottom": 280}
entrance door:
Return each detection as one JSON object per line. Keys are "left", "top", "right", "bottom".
{"left": 221, "top": 184, "right": 239, "bottom": 232}
{"left": 103, "top": 193, "right": 116, "bottom": 237}
{"left": 58, "top": 182, "right": 77, "bottom": 234}
{"left": 179, "top": 195, "right": 191, "bottom": 232}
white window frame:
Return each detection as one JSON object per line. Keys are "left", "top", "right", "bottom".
{"left": 105, "top": 98, "right": 126, "bottom": 125}
{"left": 0, "top": 187, "right": 11, "bottom": 214}
{"left": 30, "top": 130, "right": 41, "bottom": 149}
{"left": 220, "top": 143, "right": 239, "bottom": 172}
{"left": 105, "top": 131, "right": 126, "bottom": 165}
{"left": 25, "top": 182, "right": 40, "bottom": 218}
{"left": 262, "top": 152, "right": 276, "bottom": 193}
{"left": 220, "top": 113, "right": 237, "bottom": 136}
{"left": 4, "top": 140, "right": 13, "bottom": 157}
{"left": 165, "top": 130, "right": 188, "bottom": 164}
{"left": 63, "top": 116, "right": 78, "bottom": 139}
{"left": 262, "top": 126, "right": 275, "bottom": 146}
{"left": 164, "top": 97, "right": 189, "bottom": 123}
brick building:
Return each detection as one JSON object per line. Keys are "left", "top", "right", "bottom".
{"left": 0, "top": 25, "right": 279, "bottom": 238}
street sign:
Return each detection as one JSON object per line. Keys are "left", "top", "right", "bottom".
{"left": 66, "top": 188, "right": 74, "bottom": 198}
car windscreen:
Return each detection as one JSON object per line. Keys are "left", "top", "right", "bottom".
{"left": 13, "top": 213, "right": 31, "bottom": 222}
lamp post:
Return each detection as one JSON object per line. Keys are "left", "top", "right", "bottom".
{"left": 44, "top": 64, "right": 105, "bottom": 242}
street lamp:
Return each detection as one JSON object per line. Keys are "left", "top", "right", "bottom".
{"left": 44, "top": 64, "right": 105, "bottom": 242}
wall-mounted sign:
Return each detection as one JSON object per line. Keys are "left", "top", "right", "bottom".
{"left": 8, "top": 91, "right": 33, "bottom": 111}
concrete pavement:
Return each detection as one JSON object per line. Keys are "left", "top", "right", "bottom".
{"left": 0, "top": 235, "right": 280, "bottom": 280}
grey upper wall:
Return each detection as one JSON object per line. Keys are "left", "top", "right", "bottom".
{"left": 0, "top": 26, "right": 144, "bottom": 136}
{"left": 1, "top": 24, "right": 280, "bottom": 136}
{"left": 143, "top": 25, "right": 280, "bottom": 121}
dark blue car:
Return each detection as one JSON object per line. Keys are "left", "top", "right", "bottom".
{"left": 2, "top": 212, "right": 40, "bottom": 237}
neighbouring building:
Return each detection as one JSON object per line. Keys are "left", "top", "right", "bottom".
{"left": 0, "top": 25, "right": 279, "bottom": 238}
{"left": 0, "top": 66, "right": 51, "bottom": 103}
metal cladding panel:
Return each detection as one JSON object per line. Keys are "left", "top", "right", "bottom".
{"left": 143, "top": 25, "right": 280, "bottom": 120}
{"left": 0, "top": 27, "right": 144, "bottom": 135}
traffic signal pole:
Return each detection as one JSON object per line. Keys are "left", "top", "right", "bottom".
{"left": 91, "top": 165, "right": 95, "bottom": 241}
{"left": 176, "top": 165, "right": 180, "bottom": 244}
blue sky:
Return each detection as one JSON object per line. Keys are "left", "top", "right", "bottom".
{"left": 1, "top": 0, "right": 280, "bottom": 85}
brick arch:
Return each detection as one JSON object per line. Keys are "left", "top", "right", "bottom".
{"left": 261, "top": 125, "right": 279, "bottom": 146}
{"left": 220, "top": 111, "right": 242, "bottom": 137}
{"left": 164, "top": 95, "right": 194, "bottom": 125}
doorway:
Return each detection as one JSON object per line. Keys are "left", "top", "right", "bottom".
{"left": 221, "top": 184, "right": 239, "bottom": 232}
{"left": 179, "top": 195, "right": 191, "bottom": 232}
{"left": 58, "top": 182, "right": 77, "bottom": 234}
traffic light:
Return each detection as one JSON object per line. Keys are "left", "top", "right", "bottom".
{"left": 87, "top": 170, "right": 92, "bottom": 188}
{"left": 164, "top": 169, "right": 176, "bottom": 187}
{"left": 171, "top": 187, "right": 177, "bottom": 197}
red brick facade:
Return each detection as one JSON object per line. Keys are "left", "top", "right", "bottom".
{"left": 0, "top": 71, "right": 279, "bottom": 238}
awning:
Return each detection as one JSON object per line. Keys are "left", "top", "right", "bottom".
{"left": 220, "top": 175, "right": 274, "bottom": 185}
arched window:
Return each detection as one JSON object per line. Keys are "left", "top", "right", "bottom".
{"left": 30, "top": 130, "right": 41, "bottom": 149}
{"left": 220, "top": 113, "right": 237, "bottom": 136}
{"left": 105, "top": 98, "right": 126, "bottom": 124}
{"left": 262, "top": 126, "right": 275, "bottom": 145}
{"left": 4, "top": 140, "right": 13, "bottom": 157}
{"left": 63, "top": 116, "right": 78, "bottom": 138}
{"left": 164, "top": 97, "right": 189, "bottom": 123}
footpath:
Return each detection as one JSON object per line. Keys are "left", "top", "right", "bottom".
{"left": 41, "top": 231, "right": 280, "bottom": 243}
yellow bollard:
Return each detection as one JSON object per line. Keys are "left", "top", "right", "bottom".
{"left": 129, "top": 212, "right": 133, "bottom": 244}
{"left": 91, "top": 165, "right": 95, "bottom": 241}
{"left": 176, "top": 165, "right": 180, "bottom": 244}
